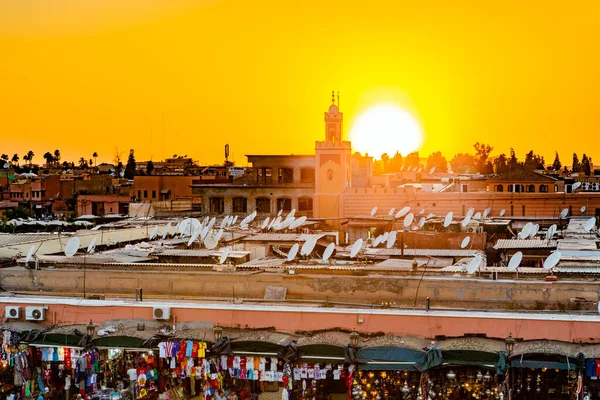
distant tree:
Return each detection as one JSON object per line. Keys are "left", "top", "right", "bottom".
{"left": 473, "top": 142, "right": 493, "bottom": 174}
{"left": 523, "top": 150, "right": 545, "bottom": 170}
{"left": 404, "top": 151, "right": 421, "bottom": 169}
{"left": 92, "top": 152, "right": 98, "bottom": 167}
{"left": 124, "top": 149, "right": 136, "bottom": 179}
{"left": 53, "top": 149, "right": 60, "bottom": 167}
{"left": 493, "top": 154, "right": 509, "bottom": 174}
{"left": 146, "top": 160, "right": 155, "bottom": 175}
{"left": 117, "top": 161, "right": 124, "bottom": 177}
{"left": 381, "top": 153, "right": 390, "bottom": 173}
{"left": 551, "top": 151, "right": 561, "bottom": 171}
{"left": 425, "top": 151, "right": 448, "bottom": 173}
{"left": 582, "top": 154, "right": 591, "bottom": 176}
{"left": 572, "top": 153, "right": 581, "bottom": 172}
{"left": 450, "top": 153, "right": 475, "bottom": 174}
{"left": 62, "top": 161, "right": 70, "bottom": 170}
{"left": 372, "top": 160, "right": 383, "bottom": 175}
{"left": 0, "top": 154, "right": 8, "bottom": 162}
{"left": 43, "top": 152, "right": 54, "bottom": 167}
{"left": 389, "top": 151, "right": 403, "bottom": 172}
{"left": 11, "top": 154, "right": 19, "bottom": 166}
{"left": 508, "top": 148, "right": 520, "bottom": 170}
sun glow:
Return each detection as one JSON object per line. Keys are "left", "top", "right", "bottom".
{"left": 350, "top": 104, "right": 423, "bottom": 159}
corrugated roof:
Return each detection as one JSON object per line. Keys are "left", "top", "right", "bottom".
{"left": 494, "top": 239, "right": 557, "bottom": 250}
{"left": 154, "top": 249, "right": 251, "bottom": 258}
{"left": 361, "top": 248, "right": 478, "bottom": 257}
{"left": 241, "top": 233, "right": 334, "bottom": 242}
{"left": 557, "top": 239, "right": 598, "bottom": 251}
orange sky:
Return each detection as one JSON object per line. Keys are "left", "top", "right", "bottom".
{"left": 1, "top": 0, "right": 599, "bottom": 166}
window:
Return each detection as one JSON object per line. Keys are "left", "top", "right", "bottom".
{"left": 276, "top": 197, "right": 292, "bottom": 212}
{"left": 298, "top": 197, "right": 313, "bottom": 214}
{"left": 143, "top": 190, "right": 148, "bottom": 198}
{"left": 522, "top": 205, "right": 526, "bottom": 216}
{"left": 137, "top": 190, "right": 141, "bottom": 199}
{"left": 554, "top": 184, "right": 559, "bottom": 192}
{"left": 232, "top": 197, "right": 248, "bottom": 213}
{"left": 209, "top": 197, "right": 224, "bottom": 214}
{"left": 152, "top": 190, "right": 156, "bottom": 199}
{"left": 508, "top": 184, "right": 513, "bottom": 193}
{"left": 300, "top": 167, "right": 315, "bottom": 183}
{"left": 327, "top": 169, "right": 333, "bottom": 181}
{"left": 527, "top": 184, "right": 535, "bottom": 192}
{"left": 257, "top": 167, "right": 272, "bottom": 184}
{"left": 256, "top": 197, "right": 271, "bottom": 213}
{"left": 540, "top": 184, "right": 548, "bottom": 193}
{"left": 496, "top": 185, "right": 503, "bottom": 192}
{"left": 278, "top": 168, "right": 294, "bottom": 184}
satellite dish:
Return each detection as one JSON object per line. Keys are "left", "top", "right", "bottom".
{"left": 187, "top": 228, "right": 200, "bottom": 247}
{"left": 3, "top": 163, "right": 9, "bottom": 169}
{"left": 483, "top": 207, "right": 491, "bottom": 218}
{"left": 507, "top": 251, "right": 523, "bottom": 272}
{"left": 466, "top": 254, "right": 482, "bottom": 274}
{"left": 429, "top": 167, "right": 435, "bottom": 174}
{"left": 220, "top": 216, "right": 229, "bottom": 229}
{"left": 460, "top": 237, "right": 470, "bottom": 249}
{"left": 520, "top": 222, "right": 533, "bottom": 239}
{"left": 161, "top": 223, "right": 171, "bottom": 239}
{"left": 249, "top": 210, "right": 257, "bottom": 222}
{"left": 149, "top": 226, "right": 159, "bottom": 240}
{"left": 289, "top": 216, "right": 307, "bottom": 230}
{"left": 207, "top": 217, "right": 216, "bottom": 231}
{"left": 372, "top": 235, "right": 382, "bottom": 247}
{"left": 403, "top": 213, "right": 414, "bottom": 228}
{"left": 261, "top": 217, "right": 270, "bottom": 229}
{"left": 240, "top": 214, "right": 252, "bottom": 226}
{"left": 287, "top": 243, "right": 299, "bottom": 262}
{"left": 300, "top": 236, "right": 317, "bottom": 256}
{"left": 350, "top": 238, "right": 363, "bottom": 258}
{"left": 64, "top": 237, "right": 80, "bottom": 257}
{"left": 473, "top": 212, "right": 482, "bottom": 220}
{"left": 417, "top": 167, "right": 422, "bottom": 172}
{"left": 559, "top": 208, "right": 569, "bottom": 219}
{"left": 407, "top": 166, "right": 412, "bottom": 172}
{"left": 219, "top": 247, "right": 231, "bottom": 264}
{"left": 271, "top": 216, "right": 282, "bottom": 230}
{"left": 443, "top": 212, "right": 453, "bottom": 228}
{"left": 426, "top": 213, "right": 435, "bottom": 220}
{"left": 396, "top": 207, "right": 410, "bottom": 219}
{"left": 466, "top": 208, "right": 475, "bottom": 219}
{"left": 87, "top": 238, "right": 96, "bottom": 254}
{"left": 276, "top": 217, "right": 294, "bottom": 231}
{"left": 388, "top": 208, "right": 396, "bottom": 216}
{"left": 200, "top": 225, "right": 209, "bottom": 240}
{"left": 418, "top": 209, "right": 425, "bottom": 216}
{"left": 178, "top": 218, "right": 192, "bottom": 236}
{"left": 584, "top": 217, "right": 596, "bottom": 232}
{"left": 322, "top": 242, "right": 335, "bottom": 261}
{"left": 267, "top": 217, "right": 276, "bottom": 230}
{"left": 573, "top": 182, "right": 581, "bottom": 190}
{"left": 581, "top": 206, "right": 587, "bottom": 213}
{"left": 461, "top": 215, "right": 472, "bottom": 227}
{"left": 204, "top": 235, "right": 218, "bottom": 249}
{"left": 543, "top": 251, "right": 561, "bottom": 270}
{"left": 172, "top": 222, "right": 181, "bottom": 235}
{"left": 277, "top": 210, "right": 283, "bottom": 217}
{"left": 231, "top": 215, "right": 238, "bottom": 225}
{"left": 386, "top": 231, "right": 397, "bottom": 249}
{"left": 546, "top": 224, "right": 557, "bottom": 240}
{"left": 499, "top": 209, "right": 506, "bottom": 217}
{"left": 418, "top": 217, "right": 426, "bottom": 228}
{"left": 529, "top": 224, "right": 540, "bottom": 238}
{"left": 382, "top": 232, "right": 389, "bottom": 241}
{"left": 25, "top": 245, "right": 35, "bottom": 263}
{"left": 288, "top": 209, "right": 296, "bottom": 218}
{"left": 370, "top": 206, "right": 378, "bottom": 216}
{"left": 215, "top": 228, "right": 224, "bottom": 241}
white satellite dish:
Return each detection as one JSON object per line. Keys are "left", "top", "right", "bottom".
{"left": 396, "top": 207, "right": 410, "bottom": 219}
{"left": 187, "top": 228, "right": 200, "bottom": 247}
{"left": 267, "top": 217, "right": 276, "bottom": 230}
{"left": 25, "top": 245, "right": 35, "bottom": 263}
{"left": 546, "top": 224, "right": 557, "bottom": 240}
{"left": 207, "top": 217, "right": 216, "bottom": 231}
{"left": 231, "top": 215, "right": 238, "bottom": 225}
{"left": 543, "top": 251, "right": 561, "bottom": 270}
{"left": 520, "top": 222, "right": 533, "bottom": 239}
{"left": 215, "top": 228, "right": 224, "bottom": 241}
{"left": 276, "top": 217, "right": 294, "bottom": 231}
{"left": 220, "top": 216, "right": 229, "bottom": 229}
{"left": 277, "top": 210, "right": 283, "bottom": 217}
{"left": 483, "top": 207, "right": 491, "bottom": 218}
{"left": 289, "top": 216, "right": 307, "bottom": 230}
{"left": 403, "top": 213, "right": 414, "bottom": 228}
{"left": 581, "top": 206, "right": 587, "bottom": 213}
{"left": 322, "top": 243, "right": 335, "bottom": 261}
{"left": 573, "top": 182, "right": 581, "bottom": 190}
{"left": 370, "top": 206, "right": 378, "bottom": 216}
{"left": 271, "top": 216, "right": 282, "bottom": 229}
{"left": 461, "top": 215, "right": 472, "bottom": 227}
{"left": 429, "top": 167, "right": 435, "bottom": 174}
{"left": 418, "top": 208, "right": 425, "bottom": 216}
{"left": 161, "top": 223, "right": 171, "bottom": 239}
{"left": 499, "top": 209, "right": 506, "bottom": 217}
{"left": 529, "top": 224, "right": 540, "bottom": 238}
{"left": 466, "top": 254, "right": 482, "bottom": 274}
{"left": 372, "top": 235, "right": 382, "bottom": 247}
{"left": 64, "top": 237, "right": 80, "bottom": 257}
{"left": 300, "top": 236, "right": 317, "bottom": 256}
{"left": 149, "top": 226, "right": 159, "bottom": 240}
{"left": 443, "top": 212, "right": 453, "bottom": 228}
{"left": 466, "top": 208, "right": 475, "bottom": 219}
{"left": 200, "top": 225, "right": 209, "bottom": 240}
{"left": 219, "top": 247, "right": 231, "bottom": 264}
{"left": 386, "top": 231, "right": 397, "bottom": 249}
{"left": 287, "top": 209, "right": 296, "bottom": 219}
{"left": 172, "top": 222, "right": 181, "bottom": 235}
{"left": 407, "top": 166, "right": 412, "bottom": 172}
{"left": 559, "top": 208, "right": 569, "bottom": 219}
{"left": 418, "top": 217, "right": 426, "bottom": 228}
{"left": 417, "top": 167, "right": 422, "bottom": 172}
{"left": 426, "top": 213, "right": 435, "bottom": 220}
{"left": 460, "top": 237, "right": 470, "bottom": 249}
{"left": 261, "top": 217, "right": 270, "bottom": 229}
{"left": 3, "top": 163, "right": 9, "bottom": 169}
{"left": 204, "top": 235, "right": 218, "bottom": 249}
{"left": 473, "top": 212, "right": 482, "bottom": 220}
{"left": 388, "top": 208, "right": 396, "bottom": 216}
{"left": 507, "top": 251, "right": 523, "bottom": 272}
{"left": 240, "top": 214, "right": 252, "bottom": 226}
{"left": 584, "top": 217, "right": 596, "bottom": 232}
{"left": 350, "top": 238, "right": 363, "bottom": 258}
{"left": 287, "top": 243, "right": 299, "bottom": 261}
{"left": 87, "top": 238, "right": 96, "bottom": 254}
{"left": 249, "top": 210, "right": 257, "bottom": 221}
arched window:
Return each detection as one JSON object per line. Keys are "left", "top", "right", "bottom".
{"left": 496, "top": 184, "right": 504, "bottom": 192}
{"left": 255, "top": 197, "right": 271, "bottom": 213}
{"left": 539, "top": 184, "right": 548, "bottom": 193}
{"left": 527, "top": 184, "right": 535, "bottom": 192}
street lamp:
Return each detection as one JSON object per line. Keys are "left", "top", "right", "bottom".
{"left": 349, "top": 329, "right": 360, "bottom": 347}
{"left": 86, "top": 320, "right": 95, "bottom": 337}
{"left": 505, "top": 333, "right": 516, "bottom": 400}
{"left": 213, "top": 324, "right": 223, "bottom": 341}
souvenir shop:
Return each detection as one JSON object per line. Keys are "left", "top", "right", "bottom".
{"left": 0, "top": 330, "right": 26, "bottom": 397}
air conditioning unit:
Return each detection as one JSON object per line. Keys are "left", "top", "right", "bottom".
{"left": 25, "top": 306, "right": 47, "bottom": 321}
{"left": 153, "top": 307, "right": 171, "bottom": 320}
{"left": 5, "top": 306, "right": 20, "bottom": 319}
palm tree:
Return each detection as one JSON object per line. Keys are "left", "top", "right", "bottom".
{"left": 26, "top": 150, "right": 34, "bottom": 167}
{"left": 79, "top": 157, "right": 88, "bottom": 168}
{"left": 93, "top": 152, "right": 98, "bottom": 167}
{"left": 11, "top": 154, "right": 19, "bottom": 166}
{"left": 43, "top": 152, "right": 54, "bottom": 167}
{"left": 53, "top": 149, "right": 61, "bottom": 167}
{"left": 0, "top": 154, "right": 8, "bottom": 162}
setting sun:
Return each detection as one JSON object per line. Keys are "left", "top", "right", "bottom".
{"left": 349, "top": 104, "right": 423, "bottom": 159}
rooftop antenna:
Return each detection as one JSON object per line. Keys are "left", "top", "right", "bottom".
{"left": 460, "top": 236, "right": 470, "bottom": 249}
{"left": 64, "top": 237, "right": 80, "bottom": 257}
{"left": 225, "top": 144, "right": 230, "bottom": 165}
{"left": 584, "top": 217, "right": 596, "bottom": 233}
{"left": 87, "top": 238, "right": 96, "bottom": 254}
{"left": 499, "top": 209, "right": 506, "bottom": 217}
{"left": 322, "top": 242, "right": 335, "bottom": 262}
{"left": 519, "top": 222, "right": 533, "bottom": 239}
{"left": 443, "top": 211, "right": 453, "bottom": 228}
{"left": 204, "top": 235, "right": 217, "bottom": 250}
{"left": 573, "top": 181, "right": 581, "bottom": 191}
{"left": 219, "top": 247, "right": 231, "bottom": 265}
{"left": 466, "top": 254, "right": 482, "bottom": 275}
{"left": 287, "top": 243, "right": 299, "bottom": 262}
{"left": 507, "top": 251, "right": 522, "bottom": 272}
{"left": 395, "top": 206, "right": 410, "bottom": 219}
{"left": 300, "top": 236, "right": 317, "bottom": 256}
{"left": 350, "top": 238, "right": 363, "bottom": 259}
{"left": 543, "top": 250, "right": 561, "bottom": 270}
{"left": 581, "top": 206, "right": 587, "bottom": 214}
{"left": 337, "top": 91, "right": 340, "bottom": 108}
{"left": 403, "top": 213, "right": 414, "bottom": 228}
{"left": 386, "top": 231, "right": 397, "bottom": 249}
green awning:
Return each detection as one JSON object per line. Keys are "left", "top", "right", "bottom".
{"left": 27, "top": 333, "right": 83, "bottom": 348}
{"left": 299, "top": 344, "right": 345, "bottom": 358}
{"left": 442, "top": 350, "right": 498, "bottom": 367}
{"left": 359, "top": 362, "right": 419, "bottom": 371}
{"left": 510, "top": 360, "right": 576, "bottom": 370}
{"left": 231, "top": 340, "right": 283, "bottom": 354}
{"left": 92, "top": 336, "right": 146, "bottom": 349}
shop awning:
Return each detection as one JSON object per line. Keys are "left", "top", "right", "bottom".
{"left": 358, "top": 362, "right": 419, "bottom": 371}
{"left": 25, "top": 333, "right": 83, "bottom": 348}
{"left": 442, "top": 350, "right": 499, "bottom": 367}
{"left": 510, "top": 360, "right": 576, "bottom": 370}
{"left": 354, "top": 347, "right": 425, "bottom": 371}
{"left": 92, "top": 336, "right": 146, "bottom": 349}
